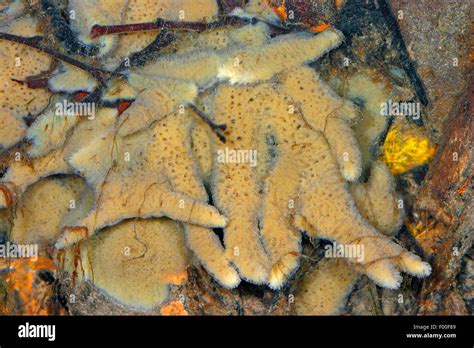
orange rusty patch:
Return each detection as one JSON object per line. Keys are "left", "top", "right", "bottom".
{"left": 117, "top": 101, "right": 132, "bottom": 116}
{"left": 457, "top": 176, "right": 471, "bottom": 196}
{"left": 160, "top": 300, "right": 188, "bottom": 316}
{"left": 274, "top": 5, "right": 288, "bottom": 21}
{"left": 266, "top": 0, "right": 288, "bottom": 21}
{"left": 0, "top": 257, "right": 56, "bottom": 315}
{"left": 0, "top": 184, "right": 13, "bottom": 208}
{"left": 74, "top": 91, "right": 90, "bottom": 102}
{"left": 161, "top": 271, "right": 188, "bottom": 285}
{"left": 309, "top": 22, "right": 331, "bottom": 32}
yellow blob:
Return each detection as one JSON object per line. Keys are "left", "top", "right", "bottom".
{"left": 383, "top": 125, "right": 436, "bottom": 175}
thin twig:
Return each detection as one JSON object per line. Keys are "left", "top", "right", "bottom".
{"left": 90, "top": 14, "right": 295, "bottom": 39}
{"left": 90, "top": 17, "right": 243, "bottom": 38}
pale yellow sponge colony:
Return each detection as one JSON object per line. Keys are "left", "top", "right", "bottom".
{"left": 0, "top": 16, "right": 52, "bottom": 149}
{"left": 345, "top": 69, "right": 393, "bottom": 170}
{"left": 119, "top": 74, "right": 197, "bottom": 136}
{"left": 48, "top": 64, "right": 98, "bottom": 93}
{"left": 209, "top": 78, "right": 430, "bottom": 290}
{"left": 279, "top": 66, "right": 362, "bottom": 181}
{"left": 62, "top": 218, "right": 190, "bottom": 309}
{"left": 139, "top": 51, "right": 222, "bottom": 89}
{"left": 10, "top": 176, "right": 86, "bottom": 246}
{"left": 217, "top": 29, "right": 343, "bottom": 84}
{"left": 171, "top": 22, "right": 270, "bottom": 55}
{"left": 1, "top": 108, "right": 118, "bottom": 201}
{"left": 26, "top": 96, "right": 80, "bottom": 158}
{"left": 68, "top": 0, "right": 128, "bottom": 57}
{"left": 58, "top": 113, "right": 227, "bottom": 249}
{"left": 0, "top": 4, "right": 433, "bottom": 312}
{"left": 139, "top": 24, "right": 274, "bottom": 89}
{"left": 210, "top": 84, "right": 272, "bottom": 284}
{"left": 349, "top": 160, "right": 404, "bottom": 235}
{"left": 191, "top": 117, "right": 213, "bottom": 186}
{"left": 295, "top": 259, "right": 359, "bottom": 315}
{"left": 296, "top": 159, "right": 405, "bottom": 315}
{"left": 0, "top": 109, "right": 26, "bottom": 149}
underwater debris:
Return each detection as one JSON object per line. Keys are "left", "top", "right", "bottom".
{"left": 0, "top": 256, "right": 57, "bottom": 315}
{"left": 160, "top": 300, "right": 188, "bottom": 315}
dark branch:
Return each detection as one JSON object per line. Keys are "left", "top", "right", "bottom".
{"left": 90, "top": 15, "right": 295, "bottom": 39}
{"left": 90, "top": 17, "right": 244, "bottom": 38}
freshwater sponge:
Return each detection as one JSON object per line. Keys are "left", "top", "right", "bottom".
{"left": 48, "top": 64, "right": 98, "bottom": 94}
{"left": 279, "top": 66, "right": 362, "bottom": 181}
{"left": 210, "top": 80, "right": 430, "bottom": 290}
{"left": 345, "top": 67, "right": 395, "bottom": 170}
{"left": 217, "top": 29, "right": 343, "bottom": 84}
{"left": 349, "top": 160, "right": 404, "bottom": 235}
{"left": 0, "top": 10, "right": 432, "bottom": 307}
{"left": 296, "top": 159, "right": 405, "bottom": 315}
{"left": 57, "top": 112, "right": 227, "bottom": 249}
{"left": 1, "top": 108, "right": 118, "bottom": 204}
{"left": 63, "top": 218, "right": 190, "bottom": 309}
{"left": 68, "top": 0, "right": 128, "bottom": 57}
{"left": 10, "top": 176, "right": 86, "bottom": 247}
{"left": 26, "top": 95, "right": 80, "bottom": 158}
{"left": 295, "top": 259, "right": 360, "bottom": 315}
{"left": 0, "top": 16, "right": 52, "bottom": 149}
{"left": 0, "top": 109, "right": 26, "bottom": 150}
{"left": 118, "top": 74, "right": 198, "bottom": 136}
